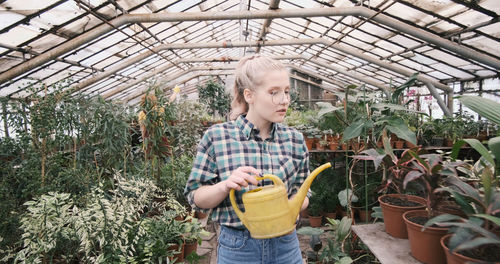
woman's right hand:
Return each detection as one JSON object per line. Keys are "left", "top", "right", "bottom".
{"left": 220, "top": 166, "right": 261, "bottom": 193}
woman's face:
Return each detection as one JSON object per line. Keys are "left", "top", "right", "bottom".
{"left": 247, "top": 69, "right": 290, "bottom": 124}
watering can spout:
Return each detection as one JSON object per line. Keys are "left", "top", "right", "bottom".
{"left": 289, "top": 162, "right": 332, "bottom": 219}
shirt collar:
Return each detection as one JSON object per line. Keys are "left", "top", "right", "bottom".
{"left": 235, "top": 115, "right": 278, "bottom": 141}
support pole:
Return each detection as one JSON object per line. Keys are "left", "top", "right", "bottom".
{"left": 447, "top": 89, "right": 454, "bottom": 114}
{"left": 424, "top": 82, "right": 452, "bottom": 117}
{"left": 2, "top": 100, "right": 9, "bottom": 138}
{"left": 256, "top": 0, "right": 281, "bottom": 53}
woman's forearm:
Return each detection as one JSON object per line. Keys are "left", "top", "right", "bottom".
{"left": 193, "top": 182, "right": 229, "bottom": 209}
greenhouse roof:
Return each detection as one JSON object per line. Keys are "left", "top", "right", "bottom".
{"left": 0, "top": 0, "right": 499, "bottom": 105}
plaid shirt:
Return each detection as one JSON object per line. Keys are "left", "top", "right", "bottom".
{"left": 184, "top": 115, "right": 310, "bottom": 229}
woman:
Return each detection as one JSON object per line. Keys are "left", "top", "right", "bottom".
{"left": 184, "top": 55, "right": 310, "bottom": 263}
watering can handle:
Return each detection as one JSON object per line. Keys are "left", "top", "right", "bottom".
{"left": 229, "top": 174, "right": 285, "bottom": 223}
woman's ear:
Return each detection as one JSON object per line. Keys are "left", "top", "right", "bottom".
{"left": 243, "top": 88, "right": 254, "bottom": 104}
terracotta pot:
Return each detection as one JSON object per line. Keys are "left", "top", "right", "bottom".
{"left": 329, "top": 142, "right": 338, "bottom": 150}
{"left": 168, "top": 243, "right": 185, "bottom": 263}
{"left": 440, "top": 234, "right": 500, "bottom": 264}
{"left": 341, "top": 143, "right": 348, "bottom": 151}
{"left": 394, "top": 141, "right": 405, "bottom": 149}
{"left": 405, "top": 141, "right": 417, "bottom": 148}
{"left": 404, "top": 210, "right": 448, "bottom": 264}
{"left": 309, "top": 215, "right": 322, "bottom": 227}
{"left": 174, "top": 214, "right": 184, "bottom": 221}
{"left": 358, "top": 208, "right": 372, "bottom": 223}
{"left": 324, "top": 212, "right": 336, "bottom": 220}
{"left": 305, "top": 138, "right": 315, "bottom": 150}
{"left": 184, "top": 240, "right": 198, "bottom": 258}
{"left": 195, "top": 211, "right": 208, "bottom": 219}
{"left": 378, "top": 194, "right": 426, "bottom": 238}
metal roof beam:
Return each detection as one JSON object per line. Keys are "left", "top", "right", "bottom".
{"left": 126, "top": 71, "right": 235, "bottom": 106}
{"left": 2, "top": 6, "right": 499, "bottom": 87}
{"left": 72, "top": 38, "right": 450, "bottom": 95}
{"left": 102, "top": 55, "right": 301, "bottom": 99}
{"left": 121, "top": 66, "right": 234, "bottom": 103}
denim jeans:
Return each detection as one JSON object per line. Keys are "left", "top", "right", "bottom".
{"left": 217, "top": 226, "right": 303, "bottom": 264}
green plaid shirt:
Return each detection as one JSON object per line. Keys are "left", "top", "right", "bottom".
{"left": 184, "top": 115, "right": 310, "bottom": 229}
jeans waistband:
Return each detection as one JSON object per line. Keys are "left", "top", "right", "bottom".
{"left": 220, "top": 225, "right": 251, "bottom": 236}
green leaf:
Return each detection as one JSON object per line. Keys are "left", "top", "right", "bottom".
{"left": 353, "top": 148, "right": 386, "bottom": 169}
{"left": 338, "top": 256, "right": 354, "bottom": 264}
{"left": 391, "top": 73, "right": 418, "bottom": 103}
{"left": 448, "top": 227, "right": 475, "bottom": 252}
{"left": 337, "top": 216, "right": 352, "bottom": 241}
{"left": 473, "top": 214, "right": 500, "bottom": 227}
{"left": 409, "top": 150, "right": 430, "bottom": 172}
{"left": 317, "top": 102, "right": 341, "bottom": 117}
{"left": 296, "top": 227, "right": 324, "bottom": 236}
{"left": 338, "top": 189, "right": 358, "bottom": 207}
{"left": 382, "top": 129, "right": 396, "bottom": 163}
{"left": 455, "top": 237, "right": 500, "bottom": 252}
{"left": 385, "top": 118, "right": 417, "bottom": 145}
{"left": 424, "top": 214, "right": 462, "bottom": 229}
{"left": 403, "top": 170, "right": 423, "bottom": 189}
{"left": 452, "top": 139, "right": 495, "bottom": 167}
{"left": 488, "top": 136, "right": 500, "bottom": 166}
{"left": 342, "top": 119, "right": 373, "bottom": 142}
{"left": 436, "top": 187, "right": 476, "bottom": 215}
{"left": 443, "top": 176, "right": 481, "bottom": 201}
{"left": 458, "top": 96, "right": 500, "bottom": 126}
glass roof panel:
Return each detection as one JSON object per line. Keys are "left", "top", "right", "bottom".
{"left": 0, "top": 0, "right": 497, "bottom": 100}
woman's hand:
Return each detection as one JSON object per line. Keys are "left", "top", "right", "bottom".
{"left": 220, "top": 166, "right": 261, "bottom": 193}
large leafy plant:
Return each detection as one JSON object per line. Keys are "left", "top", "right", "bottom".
{"left": 317, "top": 76, "right": 420, "bottom": 150}
{"left": 12, "top": 172, "right": 185, "bottom": 263}
{"left": 353, "top": 130, "right": 416, "bottom": 194}
{"left": 423, "top": 95, "right": 500, "bottom": 258}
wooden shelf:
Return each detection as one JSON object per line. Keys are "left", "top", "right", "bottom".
{"left": 309, "top": 146, "right": 470, "bottom": 153}
{"left": 351, "top": 223, "right": 422, "bottom": 264}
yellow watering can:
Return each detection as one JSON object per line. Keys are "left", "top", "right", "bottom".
{"left": 229, "top": 162, "right": 331, "bottom": 239}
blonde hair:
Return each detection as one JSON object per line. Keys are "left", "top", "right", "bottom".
{"left": 230, "top": 55, "right": 287, "bottom": 120}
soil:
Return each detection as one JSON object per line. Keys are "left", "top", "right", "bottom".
{"left": 456, "top": 243, "right": 500, "bottom": 262}
{"left": 409, "top": 216, "right": 429, "bottom": 226}
{"left": 380, "top": 196, "right": 423, "bottom": 207}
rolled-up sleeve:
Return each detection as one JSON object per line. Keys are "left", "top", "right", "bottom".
{"left": 184, "top": 130, "right": 218, "bottom": 213}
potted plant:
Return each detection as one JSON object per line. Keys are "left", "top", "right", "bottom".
{"left": 404, "top": 95, "right": 500, "bottom": 264}
{"left": 317, "top": 139, "right": 329, "bottom": 151}
{"left": 297, "top": 217, "right": 353, "bottom": 264}
{"left": 353, "top": 130, "right": 425, "bottom": 238}
{"left": 182, "top": 215, "right": 210, "bottom": 259}
{"left": 142, "top": 214, "right": 185, "bottom": 263}
{"left": 308, "top": 191, "right": 323, "bottom": 227}
{"left": 352, "top": 182, "right": 379, "bottom": 223}
{"left": 424, "top": 136, "right": 500, "bottom": 263}
{"left": 400, "top": 148, "right": 470, "bottom": 264}
{"left": 319, "top": 217, "right": 354, "bottom": 264}
{"left": 322, "top": 194, "right": 339, "bottom": 220}
{"left": 337, "top": 188, "right": 358, "bottom": 219}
